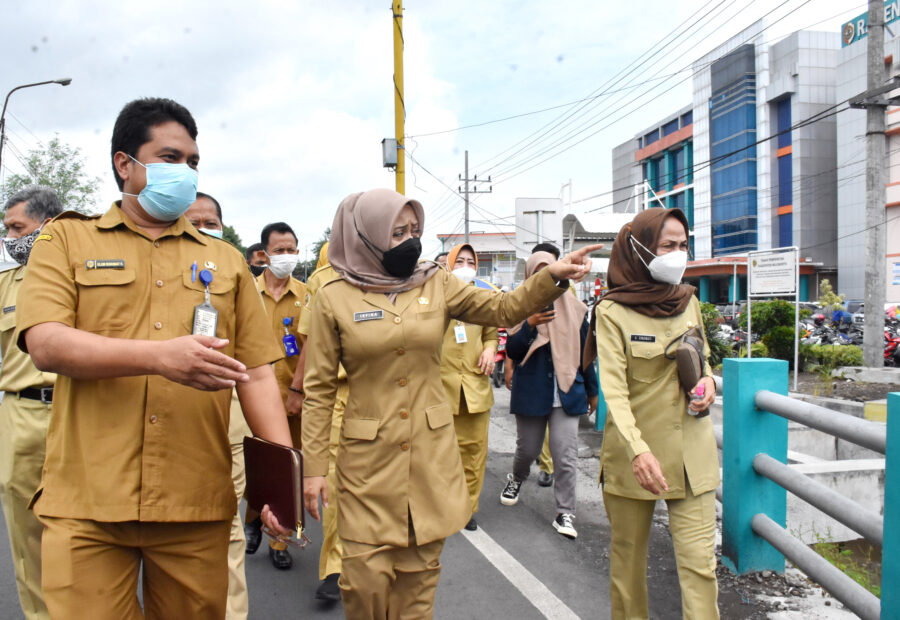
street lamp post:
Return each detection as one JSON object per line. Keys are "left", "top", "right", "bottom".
{"left": 0, "top": 78, "right": 72, "bottom": 180}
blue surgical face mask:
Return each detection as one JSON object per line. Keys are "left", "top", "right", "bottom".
{"left": 199, "top": 228, "right": 224, "bottom": 239}
{"left": 123, "top": 155, "right": 198, "bottom": 222}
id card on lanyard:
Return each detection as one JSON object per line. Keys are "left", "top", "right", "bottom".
{"left": 454, "top": 321, "right": 467, "bottom": 344}
{"left": 282, "top": 317, "right": 299, "bottom": 357}
{"left": 192, "top": 269, "right": 219, "bottom": 337}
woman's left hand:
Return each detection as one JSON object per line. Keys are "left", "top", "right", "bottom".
{"left": 689, "top": 376, "right": 716, "bottom": 412}
{"left": 548, "top": 244, "right": 604, "bottom": 283}
{"left": 477, "top": 347, "right": 496, "bottom": 376}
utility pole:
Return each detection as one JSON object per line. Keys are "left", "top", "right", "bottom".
{"left": 392, "top": 0, "right": 405, "bottom": 195}
{"left": 458, "top": 150, "right": 492, "bottom": 244}
{"left": 861, "top": 0, "right": 887, "bottom": 367}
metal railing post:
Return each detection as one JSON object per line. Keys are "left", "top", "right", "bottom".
{"left": 722, "top": 358, "right": 789, "bottom": 574}
{"left": 883, "top": 392, "right": 899, "bottom": 619}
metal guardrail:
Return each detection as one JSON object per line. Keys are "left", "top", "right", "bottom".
{"left": 719, "top": 358, "right": 898, "bottom": 620}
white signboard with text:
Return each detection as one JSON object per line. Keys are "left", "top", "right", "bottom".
{"left": 749, "top": 248, "right": 798, "bottom": 296}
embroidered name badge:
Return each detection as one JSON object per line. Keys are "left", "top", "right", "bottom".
{"left": 630, "top": 334, "right": 656, "bottom": 343}
{"left": 85, "top": 259, "right": 125, "bottom": 270}
{"left": 2, "top": 305, "right": 14, "bottom": 314}
{"left": 353, "top": 310, "right": 384, "bottom": 322}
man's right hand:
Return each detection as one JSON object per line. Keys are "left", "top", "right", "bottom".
{"left": 155, "top": 335, "right": 250, "bottom": 391}
{"left": 303, "top": 475, "right": 328, "bottom": 521}
{"left": 286, "top": 389, "right": 304, "bottom": 416}
{"left": 527, "top": 309, "right": 556, "bottom": 327}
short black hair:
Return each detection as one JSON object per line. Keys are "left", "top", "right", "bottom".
{"left": 532, "top": 242, "right": 560, "bottom": 259}
{"left": 110, "top": 97, "right": 198, "bottom": 190}
{"left": 3, "top": 186, "right": 63, "bottom": 221}
{"left": 261, "top": 222, "right": 297, "bottom": 249}
{"left": 434, "top": 252, "right": 448, "bottom": 261}
{"left": 245, "top": 242, "right": 264, "bottom": 261}
{"left": 195, "top": 191, "right": 223, "bottom": 224}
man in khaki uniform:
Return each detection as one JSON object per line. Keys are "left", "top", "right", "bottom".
{"left": 295, "top": 242, "right": 346, "bottom": 601}
{"left": 185, "top": 193, "right": 251, "bottom": 620}
{"left": 0, "top": 186, "right": 63, "bottom": 619}
{"left": 16, "top": 97, "right": 293, "bottom": 619}
{"left": 244, "top": 221, "right": 306, "bottom": 571}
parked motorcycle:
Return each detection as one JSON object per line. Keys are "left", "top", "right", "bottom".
{"left": 492, "top": 328, "right": 507, "bottom": 387}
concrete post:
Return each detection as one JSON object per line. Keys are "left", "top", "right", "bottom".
{"left": 722, "top": 358, "right": 789, "bottom": 574}
{"left": 883, "top": 392, "right": 899, "bottom": 618}
{"left": 699, "top": 276, "right": 710, "bottom": 302}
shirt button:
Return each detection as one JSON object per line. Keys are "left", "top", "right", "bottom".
{"left": 156, "top": 280, "right": 164, "bottom": 288}
{"left": 400, "top": 442, "right": 410, "bottom": 451}
{"left": 153, "top": 241, "right": 160, "bottom": 248}
{"left": 674, "top": 424, "right": 681, "bottom": 430}
{"left": 398, "top": 378, "right": 408, "bottom": 387}
{"left": 149, "top": 415, "right": 158, "bottom": 424}
{"left": 687, "top": 321, "right": 693, "bottom": 327}
{"left": 400, "top": 410, "right": 409, "bottom": 419}
{"left": 646, "top": 352, "right": 652, "bottom": 358}
{"left": 154, "top": 321, "right": 163, "bottom": 330}
{"left": 396, "top": 348, "right": 405, "bottom": 356}
{"left": 394, "top": 317, "right": 402, "bottom": 324}
{"left": 666, "top": 331, "right": 671, "bottom": 337}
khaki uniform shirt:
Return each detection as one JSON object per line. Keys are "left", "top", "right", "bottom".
{"left": 255, "top": 272, "right": 305, "bottom": 401}
{"left": 0, "top": 266, "right": 55, "bottom": 392}
{"left": 298, "top": 264, "right": 347, "bottom": 383}
{"left": 595, "top": 296, "right": 718, "bottom": 500}
{"left": 302, "top": 267, "right": 565, "bottom": 546}
{"left": 16, "top": 204, "right": 281, "bottom": 522}
{"left": 440, "top": 320, "right": 498, "bottom": 415}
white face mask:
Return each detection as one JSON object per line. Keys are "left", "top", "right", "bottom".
{"left": 266, "top": 253, "right": 300, "bottom": 279}
{"left": 452, "top": 266, "right": 476, "bottom": 284}
{"left": 199, "top": 228, "right": 224, "bottom": 239}
{"left": 630, "top": 236, "right": 687, "bottom": 285}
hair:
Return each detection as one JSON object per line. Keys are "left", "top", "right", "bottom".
{"left": 245, "top": 242, "right": 265, "bottom": 261}
{"left": 260, "top": 222, "right": 297, "bottom": 249}
{"left": 195, "top": 191, "right": 223, "bottom": 224}
{"left": 3, "top": 185, "right": 63, "bottom": 222}
{"left": 532, "top": 242, "right": 560, "bottom": 259}
{"left": 434, "top": 251, "right": 448, "bottom": 261}
{"left": 110, "top": 97, "right": 198, "bottom": 190}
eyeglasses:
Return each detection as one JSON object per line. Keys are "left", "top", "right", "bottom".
{"left": 262, "top": 524, "right": 311, "bottom": 549}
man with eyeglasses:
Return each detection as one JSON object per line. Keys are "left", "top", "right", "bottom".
{"left": 243, "top": 221, "right": 306, "bottom": 570}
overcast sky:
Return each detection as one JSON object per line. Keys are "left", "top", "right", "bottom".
{"left": 1, "top": 0, "right": 858, "bottom": 258}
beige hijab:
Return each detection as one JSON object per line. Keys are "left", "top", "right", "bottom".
{"left": 328, "top": 189, "right": 439, "bottom": 294}
{"left": 508, "top": 251, "right": 587, "bottom": 392}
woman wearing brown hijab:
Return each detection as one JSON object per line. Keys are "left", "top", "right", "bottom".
{"left": 300, "top": 189, "right": 601, "bottom": 619}
{"left": 593, "top": 207, "right": 719, "bottom": 619}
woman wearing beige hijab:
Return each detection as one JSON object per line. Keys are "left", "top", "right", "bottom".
{"left": 300, "top": 189, "right": 601, "bottom": 619}
{"left": 500, "top": 251, "right": 599, "bottom": 540}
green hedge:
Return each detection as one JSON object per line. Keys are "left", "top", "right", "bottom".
{"left": 799, "top": 344, "right": 863, "bottom": 371}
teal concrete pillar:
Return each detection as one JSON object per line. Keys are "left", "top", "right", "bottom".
{"left": 698, "top": 276, "right": 711, "bottom": 302}
{"left": 664, "top": 150, "right": 675, "bottom": 192}
{"left": 722, "top": 358, "right": 788, "bottom": 574}
{"left": 799, "top": 274, "right": 809, "bottom": 302}
{"left": 883, "top": 392, "right": 900, "bottom": 618}
{"left": 593, "top": 360, "right": 608, "bottom": 431}
{"left": 685, "top": 141, "right": 693, "bottom": 185}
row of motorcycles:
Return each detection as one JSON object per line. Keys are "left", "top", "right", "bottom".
{"left": 716, "top": 315, "right": 900, "bottom": 366}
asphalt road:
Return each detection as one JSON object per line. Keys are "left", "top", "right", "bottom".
{"left": 0, "top": 385, "right": 759, "bottom": 619}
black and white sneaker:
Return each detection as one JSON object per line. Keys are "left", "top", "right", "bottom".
{"left": 500, "top": 474, "right": 522, "bottom": 506}
{"left": 553, "top": 513, "right": 577, "bottom": 539}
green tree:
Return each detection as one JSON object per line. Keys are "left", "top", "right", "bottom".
{"left": 738, "top": 299, "right": 796, "bottom": 334}
{"left": 1, "top": 136, "right": 101, "bottom": 214}
{"left": 295, "top": 227, "right": 331, "bottom": 281}
{"left": 816, "top": 278, "right": 845, "bottom": 314}
{"left": 222, "top": 225, "right": 245, "bottom": 254}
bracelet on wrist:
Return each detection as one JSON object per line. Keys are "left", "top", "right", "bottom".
{"left": 288, "top": 386, "right": 304, "bottom": 394}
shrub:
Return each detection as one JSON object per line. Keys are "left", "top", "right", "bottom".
{"left": 762, "top": 325, "right": 796, "bottom": 367}
{"left": 800, "top": 344, "right": 863, "bottom": 371}
{"left": 700, "top": 302, "right": 731, "bottom": 367}
{"left": 738, "top": 299, "right": 795, "bottom": 333}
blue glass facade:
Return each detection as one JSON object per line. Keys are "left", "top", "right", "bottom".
{"left": 776, "top": 97, "right": 793, "bottom": 247}
{"left": 709, "top": 46, "right": 758, "bottom": 256}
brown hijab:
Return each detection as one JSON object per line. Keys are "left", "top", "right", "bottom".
{"left": 447, "top": 243, "right": 477, "bottom": 271}
{"left": 328, "top": 189, "right": 439, "bottom": 294}
{"left": 603, "top": 207, "right": 695, "bottom": 318}
{"left": 508, "top": 251, "right": 587, "bottom": 392}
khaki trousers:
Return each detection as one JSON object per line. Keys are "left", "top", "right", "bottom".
{"left": 538, "top": 424, "right": 553, "bottom": 474}
{"left": 226, "top": 439, "right": 248, "bottom": 620}
{"left": 603, "top": 488, "right": 719, "bottom": 620}
{"left": 452, "top": 398, "right": 490, "bottom": 514}
{"left": 0, "top": 395, "right": 51, "bottom": 620}
{"left": 339, "top": 528, "right": 444, "bottom": 620}
{"left": 40, "top": 517, "right": 230, "bottom": 620}
{"left": 318, "top": 381, "right": 348, "bottom": 580}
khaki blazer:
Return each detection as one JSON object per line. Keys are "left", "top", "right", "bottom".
{"left": 595, "top": 296, "right": 719, "bottom": 500}
{"left": 440, "top": 320, "right": 498, "bottom": 415}
{"left": 302, "top": 267, "right": 564, "bottom": 546}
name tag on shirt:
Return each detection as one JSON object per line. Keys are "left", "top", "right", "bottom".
{"left": 354, "top": 310, "right": 384, "bottom": 322}
{"left": 2, "top": 305, "right": 14, "bottom": 314}
{"left": 630, "top": 334, "right": 656, "bottom": 343}
{"left": 454, "top": 323, "right": 467, "bottom": 344}
{"left": 85, "top": 259, "right": 125, "bottom": 270}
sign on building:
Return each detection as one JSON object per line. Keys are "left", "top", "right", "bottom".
{"left": 748, "top": 248, "right": 798, "bottom": 296}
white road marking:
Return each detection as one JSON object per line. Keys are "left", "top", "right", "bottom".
{"left": 460, "top": 526, "right": 580, "bottom": 620}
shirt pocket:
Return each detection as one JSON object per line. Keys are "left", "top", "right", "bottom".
{"left": 425, "top": 402, "right": 452, "bottom": 430}
{"left": 0, "top": 311, "right": 15, "bottom": 335}
{"left": 73, "top": 268, "right": 137, "bottom": 335}
{"left": 180, "top": 268, "right": 237, "bottom": 338}
{"left": 342, "top": 418, "right": 378, "bottom": 441}
{"left": 628, "top": 341, "right": 667, "bottom": 384}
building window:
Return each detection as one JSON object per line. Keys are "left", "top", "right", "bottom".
{"left": 681, "top": 111, "right": 693, "bottom": 127}
{"left": 663, "top": 119, "right": 679, "bottom": 136}
{"left": 672, "top": 145, "right": 686, "bottom": 186}
{"left": 779, "top": 212, "right": 792, "bottom": 247}
{"left": 778, "top": 154, "right": 792, "bottom": 207}
{"left": 776, "top": 98, "right": 791, "bottom": 149}
{"left": 644, "top": 129, "right": 660, "bottom": 146}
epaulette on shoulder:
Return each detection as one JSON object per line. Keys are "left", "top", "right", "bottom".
{"left": 52, "top": 210, "right": 99, "bottom": 222}
{"left": 309, "top": 264, "right": 336, "bottom": 280}
{"left": 320, "top": 275, "right": 345, "bottom": 289}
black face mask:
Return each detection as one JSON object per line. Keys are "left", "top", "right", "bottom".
{"left": 381, "top": 236, "right": 422, "bottom": 278}
{"left": 249, "top": 264, "right": 267, "bottom": 277}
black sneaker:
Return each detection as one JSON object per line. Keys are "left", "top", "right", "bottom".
{"left": 244, "top": 517, "right": 262, "bottom": 554}
{"left": 500, "top": 474, "right": 522, "bottom": 506}
{"left": 464, "top": 517, "right": 478, "bottom": 531}
{"left": 269, "top": 545, "right": 293, "bottom": 570}
{"left": 537, "top": 470, "right": 554, "bottom": 487}
{"left": 553, "top": 513, "right": 577, "bottom": 539}
{"left": 315, "top": 573, "right": 341, "bottom": 602}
